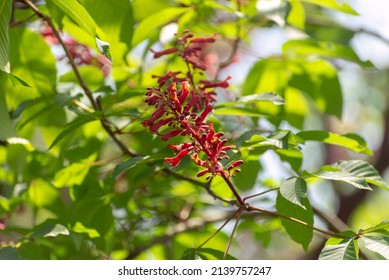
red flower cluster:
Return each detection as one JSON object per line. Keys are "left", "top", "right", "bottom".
{"left": 150, "top": 30, "right": 231, "bottom": 108}
{"left": 142, "top": 80, "right": 243, "bottom": 179}
{"left": 143, "top": 32, "right": 243, "bottom": 179}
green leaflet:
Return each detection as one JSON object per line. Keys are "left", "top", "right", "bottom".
{"left": 303, "top": 160, "right": 389, "bottom": 191}
{"left": 276, "top": 193, "right": 313, "bottom": 251}
{"left": 361, "top": 236, "right": 389, "bottom": 259}
{"left": 319, "top": 237, "right": 358, "bottom": 260}
{"left": 279, "top": 177, "right": 307, "bottom": 209}
{"left": 297, "top": 130, "right": 372, "bottom": 155}
{"left": 215, "top": 92, "right": 285, "bottom": 109}
{"left": 361, "top": 220, "right": 389, "bottom": 235}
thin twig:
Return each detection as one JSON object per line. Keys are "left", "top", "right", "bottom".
{"left": 247, "top": 205, "right": 345, "bottom": 238}
{"left": 223, "top": 207, "right": 244, "bottom": 259}
{"left": 195, "top": 209, "right": 240, "bottom": 251}
{"left": 243, "top": 188, "right": 279, "bottom": 202}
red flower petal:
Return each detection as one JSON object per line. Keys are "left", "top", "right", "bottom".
{"left": 165, "top": 149, "right": 189, "bottom": 167}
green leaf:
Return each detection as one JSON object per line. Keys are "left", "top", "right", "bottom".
{"left": 319, "top": 237, "right": 358, "bottom": 260}
{"left": 112, "top": 156, "right": 147, "bottom": 178}
{"left": 296, "top": 130, "right": 372, "bottom": 155}
{"left": 335, "top": 160, "right": 389, "bottom": 191}
{"left": 28, "top": 179, "right": 60, "bottom": 208}
{"left": 72, "top": 221, "right": 100, "bottom": 238}
{"left": 287, "top": 0, "right": 305, "bottom": 30}
{"left": 0, "top": 94, "right": 16, "bottom": 141}
{"left": 304, "top": 168, "right": 372, "bottom": 190}
{"left": 18, "top": 242, "right": 44, "bottom": 260}
{"left": 4, "top": 72, "right": 30, "bottom": 87}
{"left": 362, "top": 236, "right": 389, "bottom": 259}
{"left": 214, "top": 107, "right": 269, "bottom": 117}
{"left": 300, "top": 0, "right": 358, "bottom": 15}
{"left": 280, "top": 177, "right": 307, "bottom": 209}
{"left": 182, "top": 248, "right": 236, "bottom": 260}
{"left": 30, "top": 220, "right": 70, "bottom": 238}
{"left": 49, "top": 116, "right": 97, "bottom": 149}
{"left": 53, "top": 155, "right": 95, "bottom": 188}
{"left": 47, "top": 0, "right": 96, "bottom": 37}
{"left": 276, "top": 148, "right": 303, "bottom": 173}
{"left": 0, "top": 0, "right": 12, "bottom": 73}
{"left": 241, "top": 130, "right": 302, "bottom": 150}
{"left": 6, "top": 27, "right": 57, "bottom": 109}
{"left": 0, "top": 247, "right": 23, "bottom": 260}
{"left": 288, "top": 59, "right": 343, "bottom": 118}
{"left": 233, "top": 160, "right": 261, "bottom": 191}
{"left": 215, "top": 92, "right": 285, "bottom": 109}
{"left": 361, "top": 220, "right": 389, "bottom": 235}
{"left": 283, "top": 39, "right": 372, "bottom": 67}
{"left": 82, "top": 0, "right": 133, "bottom": 50}
{"left": 132, "top": 7, "right": 189, "bottom": 47}
{"left": 46, "top": 0, "right": 111, "bottom": 60}
{"left": 242, "top": 59, "right": 289, "bottom": 97}
{"left": 276, "top": 193, "right": 313, "bottom": 251}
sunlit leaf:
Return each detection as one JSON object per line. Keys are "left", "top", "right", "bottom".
{"left": 297, "top": 130, "right": 372, "bottom": 155}
{"left": 335, "top": 160, "right": 389, "bottom": 191}
{"left": 280, "top": 177, "right": 307, "bottom": 208}
{"left": 300, "top": 0, "right": 358, "bottom": 15}
{"left": 215, "top": 92, "right": 285, "bottom": 109}
{"left": 132, "top": 7, "right": 189, "bottom": 47}
{"left": 53, "top": 155, "right": 96, "bottom": 188}
{"left": 214, "top": 107, "right": 269, "bottom": 117}
{"left": 287, "top": 0, "right": 305, "bottom": 30}
{"left": 284, "top": 39, "right": 372, "bottom": 67}
{"left": 362, "top": 236, "right": 389, "bottom": 259}
{"left": 72, "top": 221, "right": 100, "bottom": 238}
{"left": 304, "top": 168, "right": 372, "bottom": 190}
{"left": 319, "top": 237, "right": 358, "bottom": 260}
{"left": 361, "top": 220, "right": 389, "bottom": 235}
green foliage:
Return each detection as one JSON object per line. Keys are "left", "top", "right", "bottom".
{"left": 0, "top": 0, "right": 12, "bottom": 73}
{"left": 0, "top": 0, "right": 388, "bottom": 261}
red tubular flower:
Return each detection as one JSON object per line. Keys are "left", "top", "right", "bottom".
{"left": 190, "top": 37, "right": 216, "bottom": 44}
{"left": 165, "top": 149, "right": 189, "bottom": 167}
{"left": 151, "top": 47, "right": 178, "bottom": 58}
{"left": 196, "top": 104, "right": 213, "bottom": 125}
{"left": 161, "top": 129, "right": 183, "bottom": 141}
{"left": 200, "top": 75, "right": 232, "bottom": 89}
